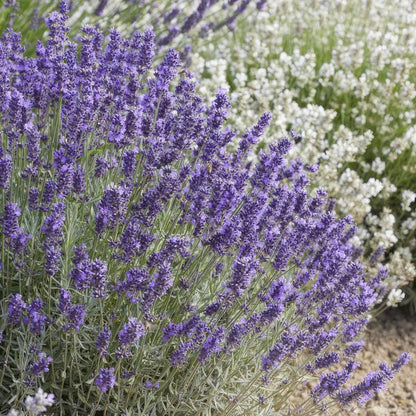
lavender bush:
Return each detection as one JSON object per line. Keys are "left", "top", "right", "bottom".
{"left": 0, "top": 6, "right": 409, "bottom": 415}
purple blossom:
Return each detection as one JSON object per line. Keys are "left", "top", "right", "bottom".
{"left": 312, "top": 360, "right": 360, "bottom": 402}
{"left": 42, "top": 179, "right": 57, "bottom": 207}
{"left": 95, "top": 367, "right": 116, "bottom": 393}
{"left": 29, "top": 352, "right": 53, "bottom": 377}
{"left": 262, "top": 330, "right": 307, "bottom": 371}
{"left": 345, "top": 341, "right": 365, "bottom": 358}
{"left": 59, "top": 290, "right": 86, "bottom": 332}
{"left": 41, "top": 202, "right": 65, "bottom": 243}
{"left": 308, "top": 329, "right": 339, "bottom": 355}
{"left": 95, "top": 183, "right": 131, "bottom": 234}
{"left": 114, "top": 267, "right": 150, "bottom": 303}
{"left": 23, "top": 299, "right": 47, "bottom": 335}
{"left": 226, "top": 320, "right": 251, "bottom": 349}
{"left": 256, "top": 0, "right": 267, "bottom": 10}
{"left": 8, "top": 293, "right": 27, "bottom": 325}
{"left": 94, "top": 0, "right": 108, "bottom": 15}
{"left": 391, "top": 352, "right": 411, "bottom": 372}
{"left": 54, "top": 150, "right": 75, "bottom": 198}
{"left": 170, "top": 341, "right": 193, "bottom": 366}
{"left": 58, "top": 289, "right": 72, "bottom": 313}
{"left": 73, "top": 164, "right": 86, "bottom": 195}
{"left": 154, "top": 49, "right": 181, "bottom": 93}
{"left": 227, "top": 255, "right": 259, "bottom": 297}
{"left": 95, "top": 326, "right": 111, "bottom": 357}
{"left": 342, "top": 318, "right": 367, "bottom": 343}
{"left": 25, "top": 123, "right": 41, "bottom": 164}
{"left": 198, "top": 327, "right": 225, "bottom": 362}
{"left": 311, "top": 352, "right": 341, "bottom": 372}
{"left": 29, "top": 187, "right": 39, "bottom": 211}
{"left": 122, "top": 149, "right": 138, "bottom": 179}
{"left": 118, "top": 318, "right": 145, "bottom": 346}
{"left": 95, "top": 157, "right": 110, "bottom": 178}
{"left": 0, "top": 153, "right": 12, "bottom": 189}
{"left": 90, "top": 259, "right": 108, "bottom": 298}
{"left": 164, "top": 8, "right": 181, "bottom": 24}
{"left": 2, "top": 203, "right": 21, "bottom": 238}
{"left": 62, "top": 304, "right": 86, "bottom": 332}
{"left": 69, "top": 245, "right": 92, "bottom": 290}
{"left": 44, "top": 244, "right": 62, "bottom": 276}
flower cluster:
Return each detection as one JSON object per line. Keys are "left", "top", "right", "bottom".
{"left": 0, "top": 5, "right": 408, "bottom": 416}
{"left": 190, "top": 0, "right": 416, "bottom": 306}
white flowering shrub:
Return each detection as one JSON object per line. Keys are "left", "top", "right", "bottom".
{"left": 189, "top": 0, "right": 416, "bottom": 306}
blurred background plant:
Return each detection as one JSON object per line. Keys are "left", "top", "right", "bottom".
{"left": 0, "top": 0, "right": 264, "bottom": 56}
{"left": 0, "top": 5, "right": 409, "bottom": 415}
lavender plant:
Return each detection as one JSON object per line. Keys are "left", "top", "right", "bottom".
{"left": 0, "top": 6, "right": 409, "bottom": 416}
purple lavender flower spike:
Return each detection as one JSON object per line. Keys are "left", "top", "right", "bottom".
{"left": 29, "top": 187, "right": 39, "bottom": 211}
{"left": 44, "top": 244, "right": 62, "bottom": 276}
{"left": 95, "top": 157, "right": 110, "bottom": 178}
{"left": 94, "top": 0, "right": 108, "bottom": 15}
{"left": 73, "top": 164, "right": 86, "bottom": 195}
{"left": 344, "top": 341, "right": 365, "bottom": 358}
{"left": 8, "top": 293, "right": 27, "bottom": 325}
{"left": 2, "top": 203, "right": 21, "bottom": 238}
{"left": 41, "top": 202, "right": 65, "bottom": 243}
{"left": 59, "top": 290, "right": 86, "bottom": 331}
{"left": 29, "top": 352, "right": 53, "bottom": 377}
{"left": 256, "top": 0, "right": 267, "bottom": 10}
{"left": 312, "top": 360, "right": 360, "bottom": 402}
{"left": 198, "top": 326, "right": 225, "bottom": 363}
{"left": 42, "top": 179, "right": 57, "bottom": 207}
{"left": 118, "top": 318, "right": 145, "bottom": 346}
{"left": 58, "top": 289, "right": 71, "bottom": 312}
{"left": 154, "top": 49, "right": 181, "bottom": 93}
{"left": 95, "top": 326, "right": 111, "bottom": 357}
{"left": 90, "top": 259, "right": 108, "bottom": 298}
{"left": 170, "top": 341, "right": 193, "bottom": 367}
{"left": 95, "top": 367, "right": 116, "bottom": 393}
{"left": 23, "top": 299, "right": 47, "bottom": 335}
{"left": 62, "top": 303, "right": 86, "bottom": 332}
{"left": 69, "top": 245, "right": 92, "bottom": 290}
{"left": 0, "top": 153, "right": 12, "bottom": 189}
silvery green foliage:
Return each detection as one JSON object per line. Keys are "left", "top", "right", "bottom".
{"left": 0, "top": 6, "right": 409, "bottom": 416}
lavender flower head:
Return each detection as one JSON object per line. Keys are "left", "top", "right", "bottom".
{"left": 95, "top": 367, "right": 116, "bottom": 393}
{"left": 118, "top": 318, "right": 146, "bottom": 346}
{"left": 29, "top": 352, "right": 53, "bottom": 377}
